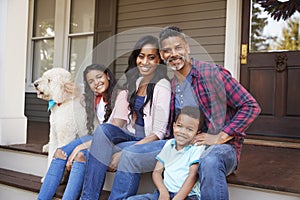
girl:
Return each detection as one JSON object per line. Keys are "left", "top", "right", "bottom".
{"left": 38, "top": 64, "right": 128, "bottom": 200}
{"left": 80, "top": 35, "right": 171, "bottom": 200}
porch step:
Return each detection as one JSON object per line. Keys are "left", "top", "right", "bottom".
{"left": 0, "top": 144, "right": 47, "bottom": 177}
{"left": 0, "top": 144, "right": 155, "bottom": 199}
{"left": 1, "top": 143, "right": 300, "bottom": 199}
{"left": 0, "top": 168, "right": 110, "bottom": 199}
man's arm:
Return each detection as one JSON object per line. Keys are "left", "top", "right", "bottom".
{"left": 173, "top": 164, "right": 199, "bottom": 200}
{"left": 152, "top": 161, "right": 170, "bottom": 200}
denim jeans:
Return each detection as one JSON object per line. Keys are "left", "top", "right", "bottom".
{"left": 198, "top": 144, "right": 237, "bottom": 200}
{"left": 38, "top": 134, "right": 92, "bottom": 200}
{"left": 109, "top": 139, "right": 167, "bottom": 199}
{"left": 80, "top": 123, "right": 167, "bottom": 200}
{"left": 80, "top": 124, "right": 139, "bottom": 200}
{"left": 126, "top": 189, "right": 198, "bottom": 200}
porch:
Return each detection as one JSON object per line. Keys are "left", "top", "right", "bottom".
{"left": 0, "top": 121, "right": 300, "bottom": 199}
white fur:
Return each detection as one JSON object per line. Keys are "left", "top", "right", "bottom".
{"left": 34, "top": 68, "right": 88, "bottom": 181}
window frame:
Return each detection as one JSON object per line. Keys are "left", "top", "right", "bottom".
{"left": 26, "top": 0, "right": 95, "bottom": 92}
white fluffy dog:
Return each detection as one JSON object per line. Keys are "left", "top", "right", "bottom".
{"left": 34, "top": 68, "right": 88, "bottom": 181}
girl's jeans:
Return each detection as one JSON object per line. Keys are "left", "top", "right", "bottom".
{"left": 38, "top": 134, "right": 92, "bottom": 200}
{"left": 80, "top": 123, "right": 167, "bottom": 200}
{"left": 198, "top": 144, "right": 238, "bottom": 200}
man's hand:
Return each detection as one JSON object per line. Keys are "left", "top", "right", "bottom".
{"left": 192, "top": 131, "right": 233, "bottom": 146}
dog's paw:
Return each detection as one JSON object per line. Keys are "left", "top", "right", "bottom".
{"left": 42, "top": 144, "right": 49, "bottom": 152}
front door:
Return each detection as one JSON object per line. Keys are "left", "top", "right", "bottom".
{"left": 240, "top": 0, "right": 300, "bottom": 138}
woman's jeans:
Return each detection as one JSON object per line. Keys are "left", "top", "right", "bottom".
{"left": 127, "top": 189, "right": 198, "bottom": 200}
{"left": 80, "top": 123, "right": 167, "bottom": 200}
{"left": 198, "top": 144, "right": 237, "bottom": 200}
{"left": 38, "top": 134, "right": 92, "bottom": 200}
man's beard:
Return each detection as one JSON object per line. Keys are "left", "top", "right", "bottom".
{"left": 166, "top": 55, "right": 186, "bottom": 71}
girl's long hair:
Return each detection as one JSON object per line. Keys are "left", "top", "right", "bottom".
{"left": 123, "top": 35, "right": 169, "bottom": 118}
{"left": 83, "top": 64, "right": 117, "bottom": 134}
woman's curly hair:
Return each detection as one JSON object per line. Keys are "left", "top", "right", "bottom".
{"left": 83, "top": 64, "right": 117, "bottom": 134}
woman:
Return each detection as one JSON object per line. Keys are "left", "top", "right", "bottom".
{"left": 80, "top": 35, "right": 171, "bottom": 200}
{"left": 38, "top": 64, "right": 128, "bottom": 200}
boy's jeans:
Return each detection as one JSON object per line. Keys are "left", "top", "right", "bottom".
{"left": 198, "top": 144, "right": 238, "bottom": 200}
{"left": 127, "top": 189, "right": 198, "bottom": 200}
{"left": 38, "top": 134, "right": 92, "bottom": 200}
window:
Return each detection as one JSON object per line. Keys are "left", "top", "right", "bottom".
{"left": 26, "top": 0, "right": 95, "bottom": 91}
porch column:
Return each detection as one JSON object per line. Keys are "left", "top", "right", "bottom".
{"left": 224, "top": 0, "right": 242, "bottom": 80}
{"left": 0, "top": 0, "right": 28, "bottom": 145}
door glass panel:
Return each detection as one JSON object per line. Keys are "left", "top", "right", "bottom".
{"left": 32, "top": 39, "right": 54, "bottom": 81}
{"left": 70, "top": 0, "right": 95, "bottom": 34}
{"left": 33, "top": 0, "right": 55, "bottom": 37}
{"left": 249, "top": 0, "right": 300, "bottom": 52}
{"left": 69, "top": 36, "right": 93, "bottom": 78}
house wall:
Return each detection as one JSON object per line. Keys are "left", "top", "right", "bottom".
{"left": 114, "top": 0, "right": 227, "bottom": 79}
{"left": 26, "top": 0, "right": 229, "bottom": 122}
{"left": 1, "top": 0, "right": 243, "bottom": 143}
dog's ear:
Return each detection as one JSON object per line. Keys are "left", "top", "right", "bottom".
{"left": 65, "top": 81, "right": 82, "bottom": 97}
{"left": 51, "top": 79, "right": 68, "bottom": 103}
{"left": 64, "top": 82, "right": 75, "bottom": 94}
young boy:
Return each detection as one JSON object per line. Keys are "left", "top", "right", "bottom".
{"left": 127, "top": 106, "right": 206, "bottom": 200}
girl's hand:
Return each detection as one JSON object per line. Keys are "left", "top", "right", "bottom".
{"left": 66, "top": 147, "right": 80, "bottom": 171}
{"left": 65, "top": 141, "right": 91, "bottom": 171}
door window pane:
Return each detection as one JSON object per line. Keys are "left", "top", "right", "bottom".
{"left": 70, "top": 0, "right": 95, "bottom": 34}
{"left": 69, "top": 36, "right": 93, "bottom": 78}
{"left": 33, "top": 0, "right": 55, "bottom": 37}
{"left": 32, "top": 39, "right": 54, "bottom": 81}
{"left": 250, "top": 0, "right": 300, "bottom": 52}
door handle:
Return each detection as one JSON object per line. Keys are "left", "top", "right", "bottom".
{"left": 241, "top": 44, "right": 248, "bottom": 64}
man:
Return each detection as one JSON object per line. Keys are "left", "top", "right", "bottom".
{"left": 158, "top": 26, "right": 261, "bottom": 200}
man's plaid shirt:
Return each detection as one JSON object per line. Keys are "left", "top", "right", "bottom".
{"left": 167, "top": 59, "right": 261, "bottom": 162}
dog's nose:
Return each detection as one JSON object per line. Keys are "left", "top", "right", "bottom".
{"left": 34, "top": 82, "right": 39, "bottom": 88}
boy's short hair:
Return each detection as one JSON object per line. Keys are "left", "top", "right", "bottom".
{"left": 175, "top": 106, "right": 204, "bottom": 131}
{"left": 159, "top": 26, "right": 187, "bottom": 46}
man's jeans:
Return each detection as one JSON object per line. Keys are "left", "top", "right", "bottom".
{"left": 38, "top": 134, "right": 92, "bottom": 200}
{"left": 80, "top": 123, "right": 167, "bottom": 200}
{"left": 198, "top": 144, "right": 237, "bottom": 200}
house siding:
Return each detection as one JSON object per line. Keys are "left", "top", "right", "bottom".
{"left": 114, "top": 0, "right": 226, "bottom": 79}
{"left": 25, "top": 93, "right": 49, "bottom": 122}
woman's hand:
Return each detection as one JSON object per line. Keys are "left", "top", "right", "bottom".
{"left": 108, "top": 152, "right": 121, "bottom": 172}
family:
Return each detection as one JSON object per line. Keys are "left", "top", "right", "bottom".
{"left": 37, "top": 26, "right": 261, "bottom": 200}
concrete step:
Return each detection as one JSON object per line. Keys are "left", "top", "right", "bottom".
{"left": 1, "top": 144, "right": 299, "bottom": 200}
{"left": 0, "top": 145, "right": 47, "bottom": 177}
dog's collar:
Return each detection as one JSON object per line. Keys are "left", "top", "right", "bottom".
{"left": 48, "top": 100, "right": 62, "bottom": 111}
